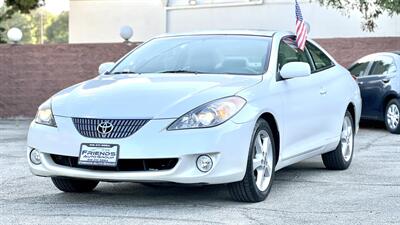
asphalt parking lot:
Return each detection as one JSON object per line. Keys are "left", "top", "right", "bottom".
{"left": 0, "top": 119, "right": 399, "bottom": 225}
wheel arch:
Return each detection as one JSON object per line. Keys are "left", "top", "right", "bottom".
{"left": 258, "top": 112, "right": 280, "bottom": 164}
{"left": 382, "top": 92, "right": 399, "bottom": 118}
{"left": 347, "top": 102, "right": 356, "bottom": 129}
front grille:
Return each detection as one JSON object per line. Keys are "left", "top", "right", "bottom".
{"left": 51, "top": 154, "right": 178, "bottom": 171}
{"left": 72, "top": 118, "right": 150, "bottom": 139}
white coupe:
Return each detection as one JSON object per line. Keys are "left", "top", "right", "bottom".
{"left": 28, "top": 30, "right": 361, "bottom": 202}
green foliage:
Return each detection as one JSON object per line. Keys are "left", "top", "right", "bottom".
{"left": 0, "top": 8, "right": 51, "bottom": 44}
{"left": 5, "top": 0, "right": 39, "bottom": 13}
{"left": 0, "top": 6, "right": 68, "bottom": 44}
{"left": 0, "top": 0, "right": 39, "bottom": 43}
{"left": 0, "top": 7, "right": 33, "bottom": 43}
{"left": 46, "top": 11, "right": 68, "bottom": 43}
{"left": 29, "top": 9, "right": 54, "bottom": 44}
{"left": 318, "top": 0, "right": 400, "bottom": 31}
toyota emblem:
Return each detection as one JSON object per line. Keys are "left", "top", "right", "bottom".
{"left": 97, "top": 121, "right": 114, "bottom": 135}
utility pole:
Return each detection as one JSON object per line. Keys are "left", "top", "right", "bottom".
{"left": 38, "top": 0, "right": 45, "bottom": 44}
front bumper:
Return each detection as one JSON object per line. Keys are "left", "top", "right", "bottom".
{"left": 27, "top": 116, "right": 254, "bottom": 184}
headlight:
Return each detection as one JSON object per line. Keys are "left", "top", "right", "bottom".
{"left": 35, "top": 99, "right": 57, "bottom": 127}
{"left": 168, "top": 96, "right": 246, "bottom": 130}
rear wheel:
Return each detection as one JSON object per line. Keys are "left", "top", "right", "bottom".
{"left": 385, "top": 99, "right": 400, "bottom": 134}
{"left": 228, "top": 119, "right": 275, "bottom": 202}
{"left": 322, "top": 111, "right": 354, "bottom": 170}
{"left": 51, "top": 177, "right": 99, "bottom": 192}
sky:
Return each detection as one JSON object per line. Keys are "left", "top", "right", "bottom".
{"left": 0, "top": 0, "right": 70, "bottom": 14}
{"left": 45, "top": 0, "right": 70, "bottom": 14}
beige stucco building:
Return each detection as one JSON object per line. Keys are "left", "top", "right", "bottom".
{"left": 69, "top": 0, "right": 400, "bottom": 43}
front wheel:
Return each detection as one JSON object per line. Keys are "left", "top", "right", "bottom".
{"left": 385, "top": 99, "right": 400, "bottom": 134}
{"left": 228, "top": 119, "right": 276, "bottom": 202}
{"left": 51, "top": 177, "right": 99, "bottom": 192}
{"left": 322, "top": 111, "right": 354, "bottom": 170}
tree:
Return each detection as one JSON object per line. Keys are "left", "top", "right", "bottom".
{"left": 0, "top": 7, "right": 68, "bottom": 44}
{"left": 318, "top": 0, "right": 400, "bottom": 32}
{"left": 0, "top": 8, "right": 33, "bottom": 43}
{"left": 0, "top": 0, "right": 39, "bottom": 43}
{"left": 28, "top": 9, "right": 54, "bottom": 44}
{"left": 0, "top": 8, "right": 53, "bottom": 44}
{"left": 46, "top": 11, "right": 68, "bottom": 43}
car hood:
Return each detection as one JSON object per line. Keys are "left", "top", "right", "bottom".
{"left": 51, "top": 73, "right": 261, "bottom": 119}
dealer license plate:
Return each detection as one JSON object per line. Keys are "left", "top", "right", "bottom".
{"left": 78, "top": 143, "right": 119, "bottom": 167}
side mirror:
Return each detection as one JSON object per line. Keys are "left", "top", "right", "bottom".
{"left": 98, "top": 62, "right": 116, "bottom": 74}
{"left": 280, "top": 62, "right": 311, "bottom": 79}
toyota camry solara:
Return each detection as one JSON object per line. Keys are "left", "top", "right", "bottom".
{"left": 27, "top": 30, "right": 362, "bottom": 202}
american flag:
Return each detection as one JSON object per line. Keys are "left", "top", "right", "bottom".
{"left": 295, "top": 0, "right": 307, "bottom": 50}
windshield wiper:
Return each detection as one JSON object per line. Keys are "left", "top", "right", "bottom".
{"left": 159, "top": 70, "right": 205, "bottom": 74}
{"left": 108, "top": 71, "right": 137, "bottom": 75}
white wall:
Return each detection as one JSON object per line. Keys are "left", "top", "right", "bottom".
{"left": 69, "top": 0, "right": 165, "bottom": 43}
{"left": 166, "top": 1, "right": 400, "bottom": 38}
{"left": 69, "top": 0, "right": 400, "bottom": 43}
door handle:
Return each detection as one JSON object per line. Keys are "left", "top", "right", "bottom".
{"left": 382, "top": 78, "right": 390, "bottom": 83}
{"left": 320, "top": 89, "right": 327, "bottom": 95}
{"left": 358, "top": 81, "right": 364, "bottom": 85}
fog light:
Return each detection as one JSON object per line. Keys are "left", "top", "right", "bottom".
{"left": 196, "top": 155, "right": 213, "bottom": 172}
{"left": 30, "top": 149, "right": 41, "bottom": 165}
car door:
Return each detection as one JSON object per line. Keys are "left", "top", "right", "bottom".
{"left": 275, "top": 37, "right": 326, "bottom": 161}
{"left": 348, "top": 57, "right": 373, "bottom": 118}
{"left": 355, "top": 55, "right": 397, "bottom": 119}
{"left": 306, "top": 41, "right": 344, "bottom": 143}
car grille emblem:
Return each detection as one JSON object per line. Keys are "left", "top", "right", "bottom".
{"left": 73, "top": 118, "right": 150, "bottom": 139}
{"left": 97, "top": 121, "right": 114, "bottom": 136}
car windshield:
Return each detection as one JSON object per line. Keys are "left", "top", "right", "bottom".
{"left": 109, "top": 35, "right": 271, "bottom": 75}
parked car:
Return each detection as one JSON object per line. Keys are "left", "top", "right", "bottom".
{"left": 348, "top": 52, "right": 400, "bottom": 134}
{"left": 27, "top": 30, "right": 361, "bottom": 202}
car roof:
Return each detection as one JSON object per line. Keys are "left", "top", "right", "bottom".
{"left": 157, "top": 30, "right": 293, "bottom": 38}
{"left": 352, "top": 52, "right": 400, "bottom": 63}
{"left": 348, "top": 51, "right": 400, "bottom": 69}
{"left": 392, "top": 51, "right": 400, "bottom": 56}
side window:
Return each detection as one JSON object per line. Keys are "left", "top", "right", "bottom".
{"left": 306, "top": 42, "right": 334, "bottom": 71}
{"left": 277, "top": 37, "right": 312, "bottom": 71}
{"left": 348, "top": 61, "right": 370, "bottom": 77}
{"left": 368, "top": 56, "right": 396, "bottom": 76}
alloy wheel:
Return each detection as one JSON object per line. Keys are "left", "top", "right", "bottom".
{"left": 387, "top": 104, "right": 400, "bottom": 130}
{"left": 340, "top": 115, "right": 353, "bottom": 162}
{"left": 252, "top": 130, "right": 273, "bottom": 192}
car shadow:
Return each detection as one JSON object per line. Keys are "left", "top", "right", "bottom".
{"left": 52, "top": 182, "right": 234, "bottom": 205}
{"left": 359, "top": 119, "right": 386, "bottom": 130}
{"left": 49, "top": 158, "right": 329, "bottom": 205}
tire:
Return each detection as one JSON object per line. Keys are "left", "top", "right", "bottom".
{"left": 322, "top": 111, "right": 354, "bottom": 170}
{"left": 384, "top": 99, "right": 400, "bottom": 134}
{"left": 139, "top": 182, "right": 175, "bottom": 188}
{"left": 140, "top": 182, "right": 162, "bottom": 188}
{"left": 228, "top": 118, "right": 276, "bottom": 202}
{"left": 51, "top": 177, "right": 99, "bottom": 192}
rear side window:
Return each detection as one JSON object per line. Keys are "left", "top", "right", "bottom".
{"left": 349, "top": 62, "right": 369, "bottom": 77}
{"left": 368, "top": 56, "right": 396, "bottom": 75}
{"left": 277, "top": 37, "right": 312, "bottom": 71}
{"left": 306, "top": 42, "right": 334, "bottom": 71}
